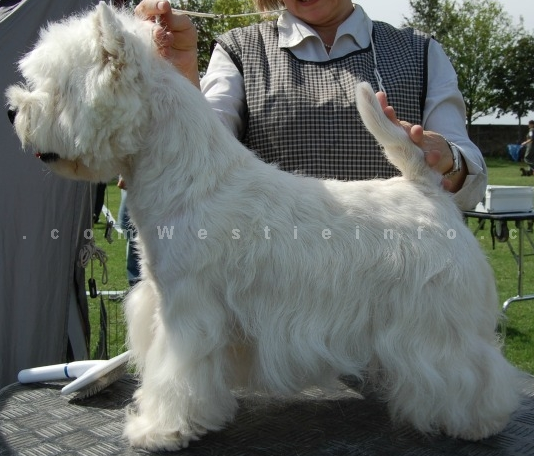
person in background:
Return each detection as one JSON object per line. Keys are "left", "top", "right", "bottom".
{"left": 93, "top": 182, "right": 107, "bottom": 224}
{"left": 134, "top": 0, "right": 486, "bottom": 211}
{"left": 117, "top": 177, "right": 141, "bottom": 287}
{"left": 520, "top": 120, "right": 534, "bottom": 176}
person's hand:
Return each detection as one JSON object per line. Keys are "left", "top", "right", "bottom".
{"left": 376, "top": 92, "right": 466, "bottom": 192}
{"left": 135, "top": 0, "right": 200, "bottom": 87}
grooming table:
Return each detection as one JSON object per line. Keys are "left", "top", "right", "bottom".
{"left": 463, "top": 210, "right": 534, "bottom": 312}
{"left": 1, "top": 374, "right": 534, "bottom": 455}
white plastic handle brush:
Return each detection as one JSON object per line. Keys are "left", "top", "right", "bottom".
{"left": 18, "top": 350, "right": 131, "bottom": 399}
{"left": 18, "top": 359, "right": 106, "bottom": 383}
{"left": 61, "top": 350, "right": 131, "bottom": 398}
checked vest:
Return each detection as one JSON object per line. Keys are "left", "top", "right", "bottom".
{"left": 216, "top": 21, "right": 430, "bottom": 181}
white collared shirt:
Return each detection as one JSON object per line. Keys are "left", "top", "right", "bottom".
{"left": 200, "top": 5, "right": 486, "bottom": 210}
{"left": 276, "top": 4, "right": 369, "bottom": 61}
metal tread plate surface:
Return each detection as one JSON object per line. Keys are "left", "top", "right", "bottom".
{"left": 1, "top": 375, "right": 534, "bottom": 455}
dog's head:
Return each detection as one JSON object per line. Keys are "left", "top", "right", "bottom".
{"left": 6, "top": 2, "right": 154, "bottom": 182}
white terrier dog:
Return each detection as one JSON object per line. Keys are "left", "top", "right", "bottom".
{"left": 6, "top": 3, "right": 520, "bottom": 451}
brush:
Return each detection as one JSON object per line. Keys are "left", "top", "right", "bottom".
{"left": 18, "top": 359, "right": 106, "bottom": 383}
{"left": 61, "top": 350, "right": 131, "bottom": 399}
{"left": 18, "top": 350, "right": 131, "bottom": 399}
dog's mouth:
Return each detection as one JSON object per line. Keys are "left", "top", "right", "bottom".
{"left": 35, "top": 152, "right": 61, "bottom": 163}
{"left": 8, "top": 110, "right": 61, "bottom": 164}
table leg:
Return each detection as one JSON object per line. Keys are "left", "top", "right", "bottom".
{"left": 502, "top": 220, "right": 534, "bottom": 312}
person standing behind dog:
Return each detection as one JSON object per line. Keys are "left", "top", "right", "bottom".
{"left": 135, "top": 0, "right": 486, "bottom": 211}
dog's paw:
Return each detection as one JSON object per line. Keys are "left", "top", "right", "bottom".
{"left": 124, "top": 413, "right": 205, "bottom": 451}
{"left": 126, "top": 429, "right": 188, "bottom": 451}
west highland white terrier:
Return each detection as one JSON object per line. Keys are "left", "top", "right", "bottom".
{"left": 6, "top": 3, "right": 520, "bottom": 451}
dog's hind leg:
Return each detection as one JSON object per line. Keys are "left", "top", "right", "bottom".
{"left": 124, "top": 281, "right": 238, "bottom": 451}
{"left": 436, "top": 339, "right": 521, "bottom": 440}
{"left": 377, "top": 335, "right": 519, "bottom": 440}
{"left": 371, "top": 285, "right": 520, "bottom": 440}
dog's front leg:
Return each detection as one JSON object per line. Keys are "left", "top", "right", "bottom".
{"left": 124, "top": 279, "right": 159, "bottom": 373}
{"left": 124, "top": 282, "right": 238, "bottom": 451}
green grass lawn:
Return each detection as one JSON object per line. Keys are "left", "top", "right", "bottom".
{"left": 87, "top": 180, "right": 129, "bottom": 359}
{"left": 468, "top": 157, "right": 534, "bottom": 374}
{"left": 88, "top": 158, "right": 534, "bottom": 374}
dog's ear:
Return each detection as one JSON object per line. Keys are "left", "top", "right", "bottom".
{"left": 93, "top": 2, "right": 127, "bottom": 72}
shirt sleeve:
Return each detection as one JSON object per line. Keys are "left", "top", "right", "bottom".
{"left": 200, "top": 44, "right": 246, "bottom": 139}
{"left": 423, "top": 39, "right": 487, "bottom": 210}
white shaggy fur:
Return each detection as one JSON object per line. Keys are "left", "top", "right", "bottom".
{"left": 6, "top": 3, "right": 521, "bottom": 451}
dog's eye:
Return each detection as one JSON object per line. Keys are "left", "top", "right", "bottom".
{"left": 7, "top": 109, "right": 16, "bottom": 124}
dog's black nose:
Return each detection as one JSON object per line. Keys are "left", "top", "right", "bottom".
{"left": 7, "top": 109, "right": 16, "bottom": 125}
{"left": 37, "top": 152, "right": 61, "bottom": 163}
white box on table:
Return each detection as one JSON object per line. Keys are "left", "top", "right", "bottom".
{"left": 476, "top": 185, "right": 534, "bottom": 213}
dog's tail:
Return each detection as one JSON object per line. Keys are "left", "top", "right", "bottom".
{"left": 356, "top": 82, "right": 436, "bottom": 184}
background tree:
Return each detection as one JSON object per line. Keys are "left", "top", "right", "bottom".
{"left": 405, "top": 0, "right": 521, "bottom": 132}
{"left": 489, "top": 35, "right": 534, "bottom": 141}
{"left": 450, "top": 1, "right": 519, "bottom": 130}
{"left": 212, "top": 0, "right": 261, "bottom": 33}
{"left": 405, "top": 0, "right": 458, "bottom": 38}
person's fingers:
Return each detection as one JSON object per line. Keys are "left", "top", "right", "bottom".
{"left": 424, "top": 149, "right": 442, "bottom": 167}
{"left": 406, "top": 123, "right": 424, "bottom": 146}
{"left": 134, "top": 0, "right": 171, "bottom": 20}
{"left": 374, "top": 91, "right": 454, "bottom": 180}
{"left": 376, "top": 91, "right": 387, "bottom": 110}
